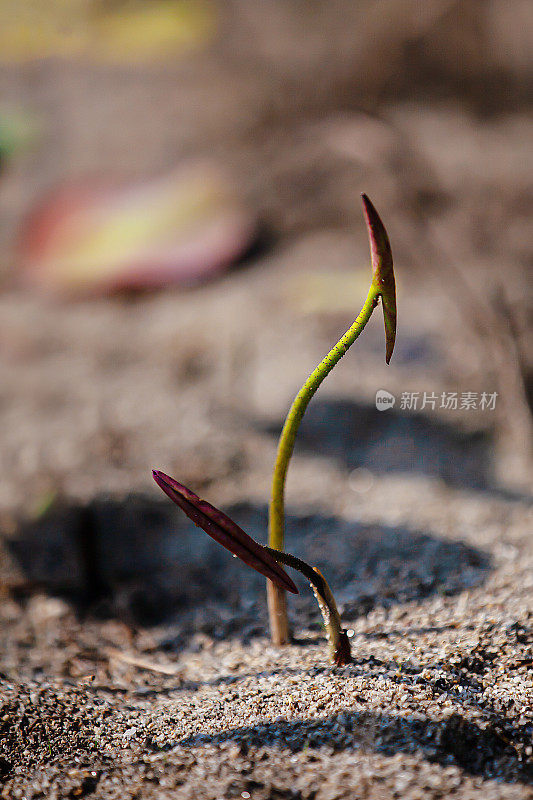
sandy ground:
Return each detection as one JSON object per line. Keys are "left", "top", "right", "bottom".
{"left": 1, "top": 2, "right": 532, "bottom": 797}
{"left": 0, "top": 249, "right": 532, "bottom": 799}
{"left": 0, "top": 469, "right": 532, "bottom": 798}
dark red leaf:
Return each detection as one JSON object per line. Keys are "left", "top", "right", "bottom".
{"left": 361, "top": 193, "right": 397, "bottom": 364}
{"left": 152, "top": 470, "right": 298, "bottom": 594}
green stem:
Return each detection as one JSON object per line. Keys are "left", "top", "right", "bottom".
{"left": 268, "top": 284, "right": 380, "bottom": 552}
{"left": 267, "top": 195, "right": 395, "bottom": 646}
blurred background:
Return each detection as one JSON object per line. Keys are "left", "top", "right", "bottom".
{"left": 0, "top": 0, "right": 532, "bottom": 620}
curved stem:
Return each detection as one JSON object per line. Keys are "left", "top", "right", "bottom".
{"left": 265, "top": 547, "right": 351, "bottom": 665}
{"left": 268, "top": 285, "right": 379, "bottom": 552}
{"left": 267, "top": 285, "right": 379, "bottom": 645}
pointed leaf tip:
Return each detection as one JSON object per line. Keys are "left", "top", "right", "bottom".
{"left": 152, "top": 470, "right": 298, "bottom": 594}
{"left": 361, "top": 194, "right": 396, "bottom": 364}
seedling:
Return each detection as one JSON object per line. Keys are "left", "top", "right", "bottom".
{"left": 152, "top": 194, "right": 396, "bottom": 665}
{"left": 267, "top": 194, "right": 396, "bottom": 644}
{"left": 152, "top": 470, "right": 351, "bottom": 665}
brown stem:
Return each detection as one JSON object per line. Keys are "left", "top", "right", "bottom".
{"left": 267, "top": 581, "right": 290, "bottom": 646}
{"left": 265, "top": 548, "right": 352, "bottom": 665}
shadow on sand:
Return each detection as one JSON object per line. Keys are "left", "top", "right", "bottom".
{"left": 178, "top": 707, "right": 533, "bottom": 785}
{"left": 8, "top": 497, "right": 490, "bottom": 627}
{"left": 262, "top": 396, "right": 533, "bottom": 503}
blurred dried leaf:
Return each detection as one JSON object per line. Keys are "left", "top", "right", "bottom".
{"left": 19, "top": 163, "right": 255, "bottom": 295}
{"left": 284, "top": 270, "right": 372, "bottom": 316}
{"left": 0, "top": 0, "right": 216, "bottom": 63}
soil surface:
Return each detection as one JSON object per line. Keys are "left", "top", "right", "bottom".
{"left": 1, "top": 476, "right": 532, "bottom": 799}
{"left": 1, "top": 2, "right": 532, "bottom": 798}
